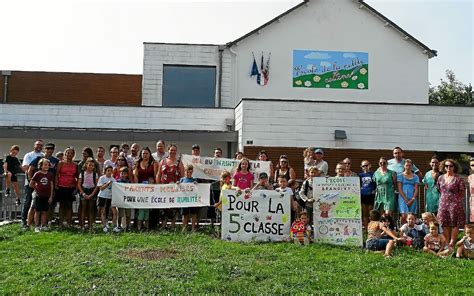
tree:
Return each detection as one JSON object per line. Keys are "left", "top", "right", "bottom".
{"left": 429, "top": 70, "right": 473, "bottom": 105}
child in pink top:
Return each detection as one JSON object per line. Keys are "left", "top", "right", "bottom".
{"left": 233, "top": 157, "right": 254, "bottom": 190}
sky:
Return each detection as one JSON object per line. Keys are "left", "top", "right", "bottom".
{"left": 0, "top": 0, "right": 472, "bottom": 86}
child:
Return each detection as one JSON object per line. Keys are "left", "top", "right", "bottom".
{"left": 3, "top": 145, "right": 22, "bottom": 205}
{"left": 77, "top": 158, "right": 99, "bottom": 231}
{"left": 335, "top": 162, "right": 345, "bottom": 177}
{"left": 179, "top": 165, "right": 199, "bottom": 232}
{"left": 116, "top": 167, "right": 131, "bottom": 231}
{"left": 420, "top": 212, "right": 442, "bottom": 237}
{"left": 275, "top": 175, "right": 293, "bottom": 195}
{"left": 137, "top": 177, "right": 154, "bottom": 231}
{"left": 423, "top": 221, "right": 450, "bottom": 257}
{"left": 215, "top": 171, "right": 234, "bottom": 211}
{"left": 233, "top": 157, "right": 254, "bottom": 190}
{"left": 252, "top": 172, "right": 273, "bottom": 190}
{"left": 290, "top": 212, "right": 312, "bottom": 245}
{"left": 97, "top": 166, "right": 118, "bottom": 233}
{"left": 299, "top": 166, "right": 319, "bottom": 225}
{"left": 303, "top": 147, "right": 316, "bottom": 178}
{"left": 366, "top": 210, "right": 400, "bottom": 258}
{"left": 456, "top": 224, "right": 474, "bottom": 259}
{"left": 399, "top": 213, "right": 424, "bottom": 249}
{"left": 29, "top": 159, "right": 54, "bottom": 232}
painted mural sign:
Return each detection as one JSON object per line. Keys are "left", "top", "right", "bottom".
{"left": 293, "top": 50, "right": 368, "bottom": 89}
{"left": 313, "top": 177, "right": 363, "bottom": 246}
{"left": 221, "top": 190, "right": 291, "bottom": 242}
{"left": 181, "top": 154, "right": 271, "bottom": 183}
{"left": 111, "top": 182, "right": 210, "bottom": 209}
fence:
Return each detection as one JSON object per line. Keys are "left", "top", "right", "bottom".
{"left": 1, "top": 174, "right": 472, "bottom": 224}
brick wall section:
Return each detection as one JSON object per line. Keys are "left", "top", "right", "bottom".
{"left": 1, "top": 71, "right": 141, "bottom": 106}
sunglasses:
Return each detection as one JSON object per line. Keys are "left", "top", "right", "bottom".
{"left": 361, "top": 165, "right": 368, "bottom": 168}
{"left": 379, "top": 162, "right": 387, "bottom": 165}
{"left": 445, "top": 164, "right": 454, "bottom": 168}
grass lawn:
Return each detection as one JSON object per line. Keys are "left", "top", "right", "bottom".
{"left": 1, "top": 224, "right": 473, "bottom": 294}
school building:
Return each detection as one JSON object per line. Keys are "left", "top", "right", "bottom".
{"left": 1, "top": 0, "right": 473, "bottom": 178}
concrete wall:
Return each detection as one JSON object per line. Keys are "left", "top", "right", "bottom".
{"left": 142, "top": 43, "right": 233, "bottom": 107}
{"left": 229, "top": 0, "right": 430, "bottom": 105}
{"left": 0, "top": 103, "right": 234, "bottom": 131}
{"left": 237, "top": 99, "right": 474, "bottom": 152}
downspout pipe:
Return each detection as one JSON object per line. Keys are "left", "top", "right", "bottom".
{"left": 217, "top": 46, "right": 224, "bottom": 108}
{"left": 2, "top": 71, "right": 11, "bottom": 103}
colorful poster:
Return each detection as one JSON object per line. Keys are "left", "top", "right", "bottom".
{"left": 181, "top": 154, "right": 271, "bottom": 183}
{"left": 111, "top": 182, "right": 210, "bottom": 209}
{"left": 313, "top": 177, "right": 363, "bottom": 246}
{"left": 293, "top": 50, "right": 368, "bottom": 89}
{"left": 221, "top": 190, "right": 291, "bottom": 242}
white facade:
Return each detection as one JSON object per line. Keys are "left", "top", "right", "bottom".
{"left": 235, "top": 99, "right": 474, "bottom": 152}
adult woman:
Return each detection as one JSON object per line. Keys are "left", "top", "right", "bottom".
{"left": 273, "top": 155, "right": 296, "bottom": 185}
{"left": 257, "top": 150, "right": 274, "bottom": 181}
{"left": 133, "top": 147, "right": 157, "bottom": 231}
{"left": 54, "top": 147, "right": 78, "bottom": 227}
{"left": 397, "top": 159, "right": 419, "bottom": 225}
{"left": 373, "top": 157, "right": 397, "bottom": 220}
{"left": 114, "top": 153, "right": 134, "bottom": 182}
{"left": 359, "top": 160, "right": 376, "bottom": 228}
{"left": 343, "top": 158, "right": 358, "bottom": 177}
{"left": 422, "top": 156, "right": 441, "bottom": 214}
{"left": 156, "top": 144, "right": 184, "bottom": 229}
{"left": 469, "top": 158, "right": 474, "bottom": 223}
{"left": 78, "top": 147, "right": 100, "bottom": 174}
{"left": 437, "top": 159, "right": 466, "bottom": 249}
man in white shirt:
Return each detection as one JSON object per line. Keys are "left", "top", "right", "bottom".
{"left": 152, "top": 140, "right": 168, "bottom": 163}
{"left": 313, "top": 148, "right": 329, "bottom": 177}
{"left": 21, "top": 140, "right": 44, "bottom": 228}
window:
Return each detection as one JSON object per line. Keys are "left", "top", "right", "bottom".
{"left": 162, "top": 65, "right": 216, "bottom": 107}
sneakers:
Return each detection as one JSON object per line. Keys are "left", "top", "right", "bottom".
{"left": 34, "top": 227, "right": 41, "bottom": 233}
{"left": 5, "top": 188, "right": 10, "bottom": 196}
{"left": 22, "top": 224, "right": 29, "bottom": 231}
{"left": 112, "top": 226, "right": 121, "bottom": 233}
{"left": 41, "top": 225, "right": 49, "bottom": 232}
{"left": 103, "top": 226, "right": 108, "bottom": 233}
{"left": 15, "top": 199, "right": 22, "bottom": 206}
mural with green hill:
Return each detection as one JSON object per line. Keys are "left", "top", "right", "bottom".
{"left": 293, "top": 50, "right": 368, "bottom": 90}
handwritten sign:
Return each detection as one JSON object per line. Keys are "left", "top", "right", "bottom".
{"left": 221, "top": 190, "right": 291, "bottom": 242}
{"left": 313, "top": 177, "right": 363, "bottom": 246}
{"left": 293, "top": 50, "right": 368, "bottom": 90}
{"left": 181, "top": 155, "right": 271, "bottom": 183}
{"left": 111, "top": 183, "right": 210, "bottom": 209}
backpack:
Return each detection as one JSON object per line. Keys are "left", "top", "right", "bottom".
{"left": 80, "top": 170, "right": 98, "bottom": 187}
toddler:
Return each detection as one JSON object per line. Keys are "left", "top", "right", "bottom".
{"left": 423, "top": 221, "right": 449, "bottom": 257}
{"left": 116, "top": 167, "right": 132, "bottom": 231}
{"left": 456, "top": 224, "right": 474, "bottom": 259}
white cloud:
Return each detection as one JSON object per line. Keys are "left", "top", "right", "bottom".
{"left": 320, "top": 61, "right": 331, "bottom": 67}
{"left": 304, "top": 52, "right": 331, "bottom": 60}
{"left": 343, "top": 53, "right": 356, "bottom": 58}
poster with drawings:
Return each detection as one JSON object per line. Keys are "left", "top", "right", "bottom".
{"left": 313, "top": 177, "right": 363, "bottom": 246}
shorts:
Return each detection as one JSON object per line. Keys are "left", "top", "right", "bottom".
{"left": 98, "top": 197, "right": 112, "bottom": 208}
{"left": 55, "top": 187, "right": 76, "bottom": 203}
{"left": 10, "top": 174, "right": 18, "bottom": 182}
{"left": 137, "top": 209, "right": 149, "bottom": 221}
{"left": 181, "top": 207, "right": 199, "bottom": 215}
{"left": 32, "top": 197, "right": 50, "bottom": 212}
{"left": 119, "top": 208, "right": 131, "bottom": 217}
{"left": 81, "top": 187, "right": 97, "bottom": 201}
{"left": 366, "top": 238, "right": 390, "bottom": 251}
{"left": 361, "top": 194, "right": 375, "bottom": 206}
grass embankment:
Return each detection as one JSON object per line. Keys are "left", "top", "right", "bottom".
{"left": 0, "top": 224, "right": 472, "bottom": 294}
{"left": 293, "top": 64, "right": 369, "bottom": 89}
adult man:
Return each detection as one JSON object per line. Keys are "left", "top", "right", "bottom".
{"left": 191, "top": 144, "right": 200, "bottom": 156}
{"left": 130, "top": 143, "right": 140, "bottom": 163}
{"left": 21, "top": 140, "right": 44, "bottom": 228}
{"left": 152, "top": 140, "right": 168, "bottom": 163}
{"left": 214, "top": 147, "right": 223, "bottom": 158}
{"left": 387, "top": 147, "right": 423, "bottom": 179}
{"left": 96, "top": 146, "right": 106, "bottom": 175}
{"left": 313, "top": 148, "right": 328, "bottom": 177}
{"left": 27, "top": 143, "right": 58, "bottom": 228}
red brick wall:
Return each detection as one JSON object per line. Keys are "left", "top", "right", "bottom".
{"left": 1, "top": 71, "right": 142, "bottom": 106}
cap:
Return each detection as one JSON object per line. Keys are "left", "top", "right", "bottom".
{"left": 44, "top": 143, "right": 55, "bottom": 149}
{"left": 314, "top": 148, "right": 324, "bottom": 154}
{"left": 192, "top": 144, "right": 200, "bottom": 150}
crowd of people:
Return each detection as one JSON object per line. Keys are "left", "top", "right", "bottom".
{"left": 2, "top": 140, "right": 473, "bottom": 259}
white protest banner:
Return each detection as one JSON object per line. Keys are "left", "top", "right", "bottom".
{"left": 313, "top": 177, "right": 363, "bottom": 246}
{"left": 221, "top": 190, "right": 291, "bottom": 242}
{"left": 181, "top": 154, "right": 271, "bottom": 183}
{"left": 112, "top": 182, "right": 210, "bottom": 209}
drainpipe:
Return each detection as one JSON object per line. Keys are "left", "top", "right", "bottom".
{"left": 2, "top": 71, "right": 11, "bottom": 103}
{"left": 218, "top": 46, "right": 224, "bottom": 108}
{"left": 228, "top": 45, "right": 238, "bottom": 107}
